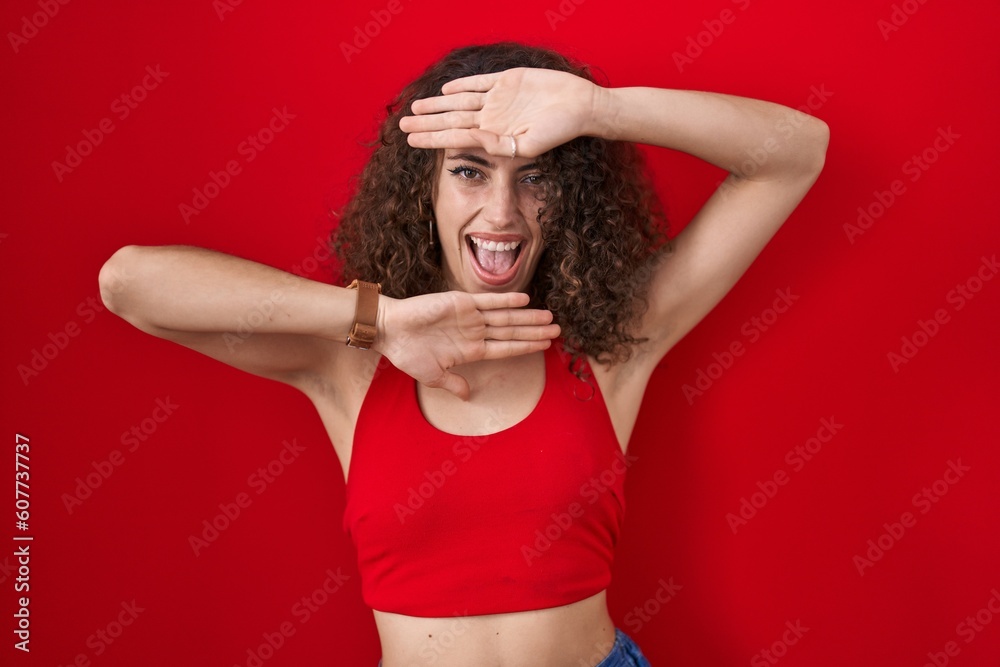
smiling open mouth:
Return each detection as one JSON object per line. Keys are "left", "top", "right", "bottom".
{"left": 466, "top": 235, "right": 525, "bottom": 286}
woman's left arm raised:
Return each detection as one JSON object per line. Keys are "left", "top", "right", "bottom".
{"left": 593, "top": 85, "right": 829, "bottom": 359}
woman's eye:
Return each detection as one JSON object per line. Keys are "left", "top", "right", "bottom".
{"left": 449, "top": 166, "right": 480, "bottom": 179}
{"left": 523, "top": 174, "right": 544, "bottom": 185}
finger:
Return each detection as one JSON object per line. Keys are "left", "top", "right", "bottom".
{"left": 485, "top": 323, "right": 562, "bottom": 341}
{"left": 468, "top": 129, "right": 539, "bottom": 159}
{"left": 428, "top": 371, "right": 471, "bottom": 401}
{"left": 410, "top": 92, "right": 483, "bottom": 115}
{"left": 481, "top": 339, "right": 553, "bottom": 361}
{"left": 440, "top": 72, "right": 502, "bottom": 95}
{"left": 399, "top": 111, "right": 479, "bottom": 134}
{"left": 468, "top": 128, "right": 512, "bottom": 158}
{"left": 406, "top": 128, "right": 484, "bottom": 150}
{"left": 482, "top": 308, "right": 554, "bottom": 327}
{"left": 469, "top": 291, "right": 531, "bottom": 310}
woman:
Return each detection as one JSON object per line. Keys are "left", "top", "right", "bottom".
{"left": 100, "top": 42, "right": 828, "bottom": 667}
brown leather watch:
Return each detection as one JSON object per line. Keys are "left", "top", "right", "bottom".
{"left": 345, "top": 279, "right": 382, "bottom": 350}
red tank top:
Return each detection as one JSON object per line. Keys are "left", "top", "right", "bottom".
{"left": 342, "top": 339, "right": 628, "bottom": 617}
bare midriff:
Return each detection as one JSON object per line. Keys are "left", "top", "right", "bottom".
{"left": 373, "top": 590, "right": 616, "bottom": 667}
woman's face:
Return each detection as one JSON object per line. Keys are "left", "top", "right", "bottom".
{"left": 432, "top": 148, "right": 548, "bottom": 294}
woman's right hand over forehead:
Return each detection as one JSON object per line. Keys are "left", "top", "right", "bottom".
{"left": 400, "top": 67, "right": 601, "bottom": 158}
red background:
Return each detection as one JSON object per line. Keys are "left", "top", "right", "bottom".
{"left": 2, "top": 0, "right": 999, "bottom": 665}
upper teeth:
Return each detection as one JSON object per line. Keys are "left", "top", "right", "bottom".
{"left": 470, "top": 237, "right": 521, "bottom": 252}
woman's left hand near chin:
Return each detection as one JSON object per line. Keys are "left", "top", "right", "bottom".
{"left": 398, "top": 67, "right": 605, "bottom": 157}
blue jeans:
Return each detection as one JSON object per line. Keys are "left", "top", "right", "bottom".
{"left": 378, "top": 627, "right": 651, "bottom": 666}
{"left": 595, "top": 628, "right": 652, "bottom": 667}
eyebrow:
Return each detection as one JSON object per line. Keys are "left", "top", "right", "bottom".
{"left": 447, "top": 152, "right": 539, "bottom": 173}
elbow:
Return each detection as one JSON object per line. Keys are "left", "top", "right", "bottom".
{"left": 98, "top": 245, "right": 141, "bottom": 316}
{"left": 806, "top": 117, "right": 830, "bottom": 175}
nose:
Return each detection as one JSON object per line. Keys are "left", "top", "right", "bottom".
{"left": 482, "top": 181, "right": 520, "bottom": 229}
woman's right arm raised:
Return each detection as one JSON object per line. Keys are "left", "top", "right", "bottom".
{"left": 99, "top": 245, "right": 559, "bottom": 400}
{"left": 99, "top": 245, "right": 362, "bottom": 395}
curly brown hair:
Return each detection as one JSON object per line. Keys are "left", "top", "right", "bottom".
{"left": 332, "top": 42, "right": 670, "bottom": 367}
